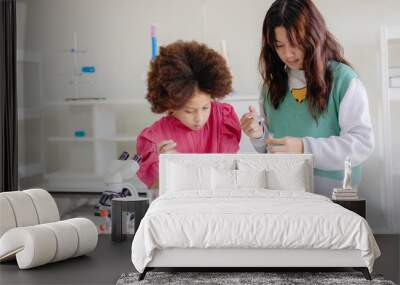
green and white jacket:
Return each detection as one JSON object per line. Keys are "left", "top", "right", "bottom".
{"left": 250, "top": 62, "right": 374, "bottom": 195}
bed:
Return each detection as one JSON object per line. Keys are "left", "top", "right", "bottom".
{"left": 131, "top": 154, "right": 380, "bottom": 280}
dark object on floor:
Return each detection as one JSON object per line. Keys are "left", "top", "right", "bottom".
{"left": 117, "top": 271, "right": 395, "bottom": 285}
{"left": 112, "top": 197, "right": 149, "bottom": 242}
{"left": 354, "top": 267, "right": 372, "bottom": 280}
{"left": 332, "top": 199, "right": 366, "bottom": 218}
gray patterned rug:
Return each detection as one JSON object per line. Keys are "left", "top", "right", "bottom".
{"left": 116, "top": 271, "right": 396, "bottom": 285}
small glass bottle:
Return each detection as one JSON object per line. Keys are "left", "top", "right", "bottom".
{"left": 98, "top": 209, "right": 111, "bottom": 234}
{"left": 126, "top": 211, "right": 135, "bottom": 235}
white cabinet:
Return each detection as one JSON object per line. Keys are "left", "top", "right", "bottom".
{"left": 17, "top": 49, "right": 45, "bottom": 185}
{"left": 380, "top": 25, "right": 400, "bottom": 233}
{"left": 44, "top": 99, "right": 153, "bottom": 192}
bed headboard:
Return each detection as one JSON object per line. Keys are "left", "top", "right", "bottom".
{"left": 159, "top": 153, "right": 314, "bottom": 195}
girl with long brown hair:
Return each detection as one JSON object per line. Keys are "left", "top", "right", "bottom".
{"left": 241, "top": 0, "right": 374, "bottom": 196}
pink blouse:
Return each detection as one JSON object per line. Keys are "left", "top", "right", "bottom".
{"left": 136, "top": 101, "right": 241, "bottom": 187}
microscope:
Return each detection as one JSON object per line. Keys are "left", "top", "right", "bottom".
{"left": 95, "top": 152, "right": 143, "bottom": 209}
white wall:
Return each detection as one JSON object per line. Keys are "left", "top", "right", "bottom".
{"left": 18, "top": 0, "right": 400, "bottom": 233}
{"left": 19, "top": 0, "right": 266, "bottom": 101}
{"left": 317, "top": 0, "right": 400, "bottom": 234}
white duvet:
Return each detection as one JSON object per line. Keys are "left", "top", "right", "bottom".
{"left": 131, "top": 190, "right": 380, "bottom": 273}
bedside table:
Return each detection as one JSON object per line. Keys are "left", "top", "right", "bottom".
{"left": 332, "top": 199, "right": 366, "bottom": 218}
{"left": 111, "top": 197, "right": 150, "bottom": 242}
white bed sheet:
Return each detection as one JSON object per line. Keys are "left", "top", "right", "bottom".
{"left": 131, "top": 190, "right": 380, "bottom": 273}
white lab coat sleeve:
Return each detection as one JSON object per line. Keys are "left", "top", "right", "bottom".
{"left": 302, "top": 78, "right": 374, "bottom": 170}
{"left": 250, "top": 91, "right": 271, "bottom": 153}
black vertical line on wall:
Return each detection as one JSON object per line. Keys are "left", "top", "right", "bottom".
{"left": 0, "top": 0, "right": 18, "bottom": 192}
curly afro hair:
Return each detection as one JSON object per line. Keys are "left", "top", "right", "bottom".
{"left": 146, "top": 41, "right": 232, "bottom": 113}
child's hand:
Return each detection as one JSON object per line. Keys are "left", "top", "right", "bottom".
{"left": 265, "top": 137, "right": 304, "bottom": 154}
{"left": 157, "top": 140, "right": 177, "bottom": 154}
{"left": 240, "top": 106, "right": 263, "bottom": 139}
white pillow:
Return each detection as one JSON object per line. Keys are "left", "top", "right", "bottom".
{"left": 211, "top": 168, "right": 268, "bottom": 190}
{"left": 266, "top": 162, "right": 306, "bottom": 191}
{"left": 167, "top": 162, "right": 212, "bottom": 191}
{"left": 212, "top": 168, "right": 237, "bottom": 190}
{"left": 236, "top": 169, "right": 268, "bottom": 189}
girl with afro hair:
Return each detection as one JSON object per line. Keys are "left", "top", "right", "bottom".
{"left": 136, "top": 41, "right": 241, "bottom": 190}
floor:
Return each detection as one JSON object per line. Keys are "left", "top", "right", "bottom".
{"left": 0, "top": 235, "right": 134, "bottom": 285}
{"left": 1, "top": 195, "right": 399, "bottom": 285}
{"left": 1, "top": 234, "right": 398, "bottom": 285}
{"left": 375, "top": 234, "right": 400, "bottom": 283}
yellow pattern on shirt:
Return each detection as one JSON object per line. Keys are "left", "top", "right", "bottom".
{"left": 291, "top": 87, "right": 307, "bottom": 103}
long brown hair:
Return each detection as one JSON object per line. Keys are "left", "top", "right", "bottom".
{"left": 259, "top": 0, "right": 351, "bottom": 120}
